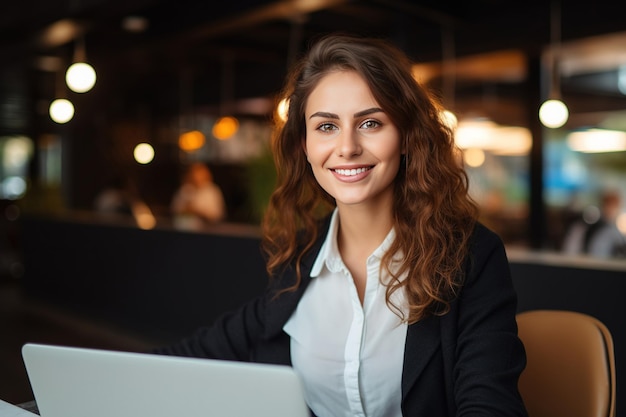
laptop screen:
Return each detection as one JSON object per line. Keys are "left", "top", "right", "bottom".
{"left": 22, "top": 343, "right": 310, "bottom": 417}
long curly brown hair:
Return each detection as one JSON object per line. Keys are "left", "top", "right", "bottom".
{"left": 262, "top": 33, "right": 478, "bottom": 324}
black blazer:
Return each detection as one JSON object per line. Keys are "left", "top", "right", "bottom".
{"left": 156, "top": 221, "right": 529, "bottom": 417}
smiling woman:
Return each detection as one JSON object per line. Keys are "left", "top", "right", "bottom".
{"left": 148, "top": 33, "right": 529, "bottom": 417}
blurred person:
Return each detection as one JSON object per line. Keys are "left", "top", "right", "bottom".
{"left": 153, "top": 33, "right": 528, "bottom": 416}
{"left": 171, "top": 162, "right": 226, "bottom": 230}
{"left": 562, "top": 189, "right": 626, "bottom": 259}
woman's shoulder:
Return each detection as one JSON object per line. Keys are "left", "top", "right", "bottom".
{"left": 465, "top": 221, "right": 508, "bottom": 271}
{"left": 471, "top": 221, "right": 505, "bottom": 248}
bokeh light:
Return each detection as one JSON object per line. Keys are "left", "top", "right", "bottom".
{"left": 66, "top": 62, "right": 97, "bottom": 93}
{"left": 133, "top": 143, "right": 155, "bottom": 164}
{"left": 539, "top": 99, "right": 569, "bottom": 128}
{"left": 49, "top": 99, "right": 75, "bottom": 123}
{"left": 178, "top": 130, "right": 206, "bottom": 151}
{"left": 212, "top": 116, "right": 239, "bottom": 140}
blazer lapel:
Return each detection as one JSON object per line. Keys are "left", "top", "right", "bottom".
{"left": 402, "top": 314, "right": 441, "bottom": 399}
{"left": 264, "top": 219, "right": 329, "bottom": 337}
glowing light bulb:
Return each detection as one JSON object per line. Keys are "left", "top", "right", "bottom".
{"left": 134, "top": 143, "right": 155, "bottom": 164}
{"left": 212, "top": 116, "right": 239, "bottom": 140}
{"left": 539, "top": 99, "right": 569, "bottom": 128}
{"left": 66, "top": 62, "right": 97, "bottom": 93}
{"left": 49, "top": 99, "right": 74, "bottom": 123}
{"left": 178, "top": 130, "right": 206, "bottom": 151}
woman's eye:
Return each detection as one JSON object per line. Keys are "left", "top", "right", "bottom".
{"left": 361, "top": 119, "right": 380, "bottom": 129}
{"left": 317, "top": 123, "right": 337, "bottom": 132}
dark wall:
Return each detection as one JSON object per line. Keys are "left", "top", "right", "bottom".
{"left": 20, "top": 214, "right": 266, "bottom": 343}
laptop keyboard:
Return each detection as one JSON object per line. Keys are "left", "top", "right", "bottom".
{"left": 17, "top": 400, "right": 40, "bottom": 415}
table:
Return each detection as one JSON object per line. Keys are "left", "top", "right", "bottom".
{"left": 0, "top": 399, "right": 37, "bottom": 417}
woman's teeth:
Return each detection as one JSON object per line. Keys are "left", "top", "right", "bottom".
{"left": 334, "top": 167, "right": 370, "bottom": 176}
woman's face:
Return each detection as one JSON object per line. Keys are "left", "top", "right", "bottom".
{"left": 304, "top": 70, "right": 402, "bottom": 210}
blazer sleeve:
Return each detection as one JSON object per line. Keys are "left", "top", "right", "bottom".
{"left": 450, "top": 223, "right": 528, "bottom": 416}
{"left": 150, "top": 225, "right": 325, "bottom": 365}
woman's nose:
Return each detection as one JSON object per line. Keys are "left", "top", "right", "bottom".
{"left": 336, "top": 130, "right": 362, "bottom": 157}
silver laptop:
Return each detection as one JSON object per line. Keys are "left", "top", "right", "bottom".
{"left": 22, "top": 343, "right": 310, "bottom": 417}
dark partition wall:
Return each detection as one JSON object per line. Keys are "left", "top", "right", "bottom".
{"left": 20, "top": 215, "right": 267, "bottom": 343}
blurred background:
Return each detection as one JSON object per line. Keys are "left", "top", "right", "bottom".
{"left": 2, "top": 0, "right": 626, "bottom": 407}
{"left": 1, "top": 0, "right": 626, "bottom": 253}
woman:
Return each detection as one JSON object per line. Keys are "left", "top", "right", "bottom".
{"left": 170, "top": 162, "right": 226, "bottom": 229}
{"left": 154, "top": 33, "right": 528, "bottom": 417}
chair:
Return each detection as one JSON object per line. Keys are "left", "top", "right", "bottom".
{"left": 517, "top": 310, "right": 615, "bottom": 417}
{"left": 516, "top": 310, "right": 616, "bottom": 417}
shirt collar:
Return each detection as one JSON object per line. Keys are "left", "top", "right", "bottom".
{"left": 310, "top": 209, "right": 340, "bottom": 277}
{"left": 309, "top": 209, "right": 399, "bottom": 277}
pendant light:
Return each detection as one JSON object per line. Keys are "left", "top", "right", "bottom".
{"left": 539, "top": 0, "right": 569, "bottom": 128}
{"left": 212, "top": 53, "right": 239, "bottom": 140}
{"left": 66, "top": 37, "right": 97, "bottom": 93}
{"left": 49, "top": 98, "right": 74, "bottom": 124}
{"left": 177, "top": 68, "right": 206, "bottom": 152}
{"left": 50, "top": 69, "right": 74, "bottom": 124}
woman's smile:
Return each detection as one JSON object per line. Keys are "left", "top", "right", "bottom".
{"left": 331, "top": 165, "right": 374, "bottom": 181}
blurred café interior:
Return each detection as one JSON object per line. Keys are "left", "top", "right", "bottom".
{"left": 1, "top": 0, "right": 626, "bottom": 408}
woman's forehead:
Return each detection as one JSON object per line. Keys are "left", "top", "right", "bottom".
{"left": 305, "top": 71, "right": 379, "bottom": 114}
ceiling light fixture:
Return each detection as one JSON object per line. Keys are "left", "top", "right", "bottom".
{"left": 212, "top": 117, "right": 239, "bottom": 140}
{"left": 177, "top": 69, "right": 206, "bottom": 152}
{"left": 50, "top": 71, "right": 74, "bottom": 124}
{"left": 539, "top": 0, "right": 569, "bottom": 128}
{"left": 66, "top": 37, "right": 97, "bottom": 93}
{"left": 212, "top": 54, "right": 239, "bottom": 140}
{"left": 49, "top": 98, "right": 74, "bottom": 124}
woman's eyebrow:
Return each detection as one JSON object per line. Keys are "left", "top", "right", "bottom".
{"left": 309, "top": 111, "right": 338, "bottom": 119}
{"left": 354, "top": 107, "right": 384, "bottom": 118}
{"left": 309, "top": 108, "right": 384, "bottom": 119}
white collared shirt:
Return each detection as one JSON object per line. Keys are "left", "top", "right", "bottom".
{"left": 284, "top": 210, "right": 408, "bottom": 417}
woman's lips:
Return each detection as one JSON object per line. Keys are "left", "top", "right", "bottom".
{"left": 330, "top": 166, "right": 373, "bottom": 182}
